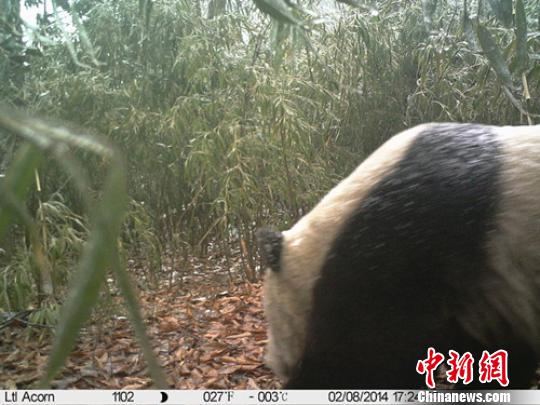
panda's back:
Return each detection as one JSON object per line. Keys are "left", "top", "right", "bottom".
{"left": 293, "top": 123, "right": 540, "bottom": 387}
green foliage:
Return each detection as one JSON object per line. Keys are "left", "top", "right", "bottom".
{"left": 0, "top": 110, "right": 166, "bottom": 387}
{"left": 0, "top": 0, "right": 24, "bottom": 93}
{"left": 253, "top": 0, "right": 302, "bottom": 26}
{"left": 0, "top": 144, "right": 42, "bottom": 241}
{"left": 123, "top": 200, "right": 162, "bottom": 288}
{"left": 476, "top": 23, "right": 514, "bottom": 89}
{"left": 36, "top": 195, "right": 87, "bottom": 279}
{"left": 514, "top": 0, "right": 529, "bottom": 73}
{"left": 0, "top": 193, "right": 85, "bottom": 312}
{"left": 486, "top": 0, "right": 513, "bottom": 27}
{"left": 1, "top": 252, "right": 34, "bottom": 311}
{"left": 4, "top": 0, "right": 538, "bottom": 268}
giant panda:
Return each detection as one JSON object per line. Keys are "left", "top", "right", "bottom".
{"left": 257, "top": 123, "right": 540, "bottom": 389}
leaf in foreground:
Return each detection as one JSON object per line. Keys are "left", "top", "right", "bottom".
{"left": 40, "top": 163, "right": 127, "bottom": 387}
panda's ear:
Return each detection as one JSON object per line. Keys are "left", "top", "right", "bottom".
{"left": 256, "top": 228, "right": 283, "bottom": 272}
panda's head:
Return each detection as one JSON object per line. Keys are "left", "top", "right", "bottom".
{"left": 257, "top": 227, "right": 312, "bottom": 381}
{"left": 258, "top": 218, "right": 337, "bottom": 381}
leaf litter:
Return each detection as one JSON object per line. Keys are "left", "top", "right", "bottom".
{"left": 0, "top": 257, "right": 280, "bottom": 389}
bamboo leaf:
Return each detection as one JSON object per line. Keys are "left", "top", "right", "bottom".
{"left": 208, "top": 0, "right": 227, "bottom": 19}
{"left": 112, "top": 247, "right": 169, "bottom": 388}
{"left": 69, "top": 6, "right": 101, "bottom": 67}
{"left": 252, "top": 0, "right": 301, "bottom": 26}
{"left": 476, "top": 23, "right": 514, "bottom": 89}
{"left": 51, "top": 0, "right": 90, "bottom": 69}
{"left": 0, "top": 144, "right": 42, "bottom": 241}
{"left": 335, "top": 0, "right": 362, "bottom": 7}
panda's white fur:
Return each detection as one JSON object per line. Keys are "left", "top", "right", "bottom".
{"left": 481, "top": 126, "right": 540, "bottom": 344}
{"left": 261, "top": 123, "right": 540, "bottom": 387}
{"left": 263, "top": 123, "right": 432, "bottom": 380}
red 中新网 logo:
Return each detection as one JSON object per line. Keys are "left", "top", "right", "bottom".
{"left": 416, "top": 348, "right": 509, "bottom": 388}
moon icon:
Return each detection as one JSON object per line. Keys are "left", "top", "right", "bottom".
{"left": 160, "top": 391, "right": 168, "bottom": 403}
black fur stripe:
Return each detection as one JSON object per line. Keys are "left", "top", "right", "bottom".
{"left": 288, "top": 124, "right": 506, "bottom": 388}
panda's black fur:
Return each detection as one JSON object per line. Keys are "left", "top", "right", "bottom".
{"left": 259, "top": 123, "right": 540, "bottom": 389}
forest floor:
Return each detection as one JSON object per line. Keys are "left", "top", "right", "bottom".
{"left": 0, "top": 254, "right": 280, "bottom": 389}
